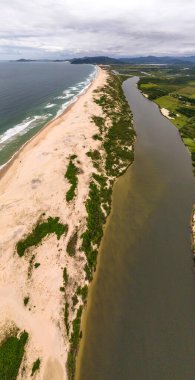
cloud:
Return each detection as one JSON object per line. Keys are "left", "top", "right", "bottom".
{"left": 0, "top": 0, "right": 195, "bottom": 59}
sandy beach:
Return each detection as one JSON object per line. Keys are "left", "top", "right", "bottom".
{"left": 0, "top": 67, "right": 108, "bottom": 379}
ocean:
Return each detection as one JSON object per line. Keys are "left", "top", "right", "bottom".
{"left": 0, "top": 61, "right": 97, "bottom": 167}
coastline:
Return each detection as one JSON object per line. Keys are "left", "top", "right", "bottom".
{"left": 0, "top": 65, "right": 98, "bottom": 179}
{"left": 0, "top": 67, "right": 108, "bottom": 379}
{"left": 0, "top": 69, "right": 135, "bottom": 380}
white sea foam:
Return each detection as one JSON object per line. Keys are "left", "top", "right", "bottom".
{"left": 44, "top": 103, "right": 56, "bottom": 109}
{"left": 63, "top": 89, "right": 71, "bottom": 95}
{"left": 0, "top": 65, "right": 98, "bottom": 153}
{"left": 55, "top": 96, "right": 66, "bottom": 100}
{"left": 55, "top": 66, "right": 98, "bottom": 119}
{"left": 69, "top": 86, "right": 77, "bottom": 90}
{"left": 0, "top": 115, "right": 49, "bottom": 147}
{"left": 56, "top": 96, "right": 77, "bottom": 117}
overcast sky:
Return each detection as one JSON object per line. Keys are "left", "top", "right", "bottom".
{"left": 1, "top": 0, "right": 195, "bottom": 59}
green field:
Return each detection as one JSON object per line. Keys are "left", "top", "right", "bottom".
{"left": 112, "top": 64, "right": 195, "bottom": 170}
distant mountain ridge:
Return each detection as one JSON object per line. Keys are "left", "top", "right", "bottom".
{"left": 70, "top": 56, "right": 120, "bottom": 64}
{"left": 15, "top": 55, "right": 195, "bottom": 65}
{"left": 70, "top": 55, "right": 195, "bottom": 65}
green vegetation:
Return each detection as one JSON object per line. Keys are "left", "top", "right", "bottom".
{"left": 0, "top": 331, "right": 28, "bottom": 380}
{"left": 63, "top": 267, "right": 68, "bottom": 285}
{"left": 65, "top": 157, "right": 79, "bottom": 202}
{"left": 93, "top": 74, "right": 135, "bottom": 177}
{"left": 86, "top": 150, "right": 101, "bottom": 171}
{"left": 91, "top": 115, "right": 104, "bottom": 133}
{"left": 112, "top": 64, "right": 195, "bottom": 168}
{"left": 34, "top": 262, "right": 40, "bottom": 268}
{"left": 77, "top": 285, "right": 88, "bottom": 303}
{"left": 17, "top": 217, "right": 68, "bottom": 257}
{"left": 72, "top": 294, "right": 78, "bottom": 307}
{"left": 82, "top": 73, "right": 135, "bottom": 280}
{"left": 82, "top": 182, "right": 104, "bottom": 279}
{"left": 86, "top": 149, "right": 101, "bottom": 161}
{"left": 67, "top": 306, "right": 83, "bottom": 380}
{"left": 23, "top": 297, "right": 29, "bottom": 306}
{"left": 133, "top": 65, "right": 195, "bottom": 170}
{"left": 67, "top": 230, "right": 78, "bottom": 256}
{"left": 92, "top": 133, "right": 102, "bottom": 141}
{"left": 28, "top": 254, "right": 35, "bottom": 278}
{"left": 64, "top": 302, "right": 69, "bottom": 335}
{"left": 67, "top": 71, "right": 135, "bottom": 379}
{"left": 31, "top": 358, "right": 40, "bottom": 376}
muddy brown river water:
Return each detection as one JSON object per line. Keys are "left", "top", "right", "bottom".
{"left": 76, "top": 77, "right": 195, "bottom": 380}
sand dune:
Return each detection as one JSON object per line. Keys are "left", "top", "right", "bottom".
{"left": 0, "top": 68, "right": 108, "bottom": 379}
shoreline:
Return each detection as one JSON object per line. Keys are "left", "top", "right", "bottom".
{"left": 0, "top": 66, "right": 108, "bottom": 380}
{"left": 0, "top": 69, "right": 135, "bottom": 380}
{"left": 0, "top": 66, "right": 99, "bottom": 180}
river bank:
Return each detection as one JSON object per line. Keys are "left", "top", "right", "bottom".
{"left": 0, "top": 68, "right": 135, "bottom": 380}
{"left": 76, "top": 77, "right": 195, "bottom": 380}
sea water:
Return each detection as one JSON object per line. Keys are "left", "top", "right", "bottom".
{"left": 0, "top": 61, "right": 97, "bottom": 167}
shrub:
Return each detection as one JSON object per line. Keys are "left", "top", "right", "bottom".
{"left": 0, "top": 331, "right": 28, "bottom": 380}
{"left": 64, "top": 302, "right": 69, "bottom": 335}
{"left": 67, "top": 231, "right": 78, "bottom": 256}
{"left": 17, "top": 217, "right": 68, "bottom": 257}
{"left": 23, "top": 297, "right": 29, "bottom": 306}
{"left": 67, "top": 306, "right": 83, "bottom": 379}
{"left": 63, "top": 268, "right": 68, "bottom": 285}
{"left": 31, "top": 358, "right": 40, "bottom": 376}
{"left": 72, "top": 294, "right": 78, "bottom": 307}
{"left": 77, "top": 285, "right": 88, "bottom": 303}
{"left": 65, "top": 158, "right": 79, "bottom": 202}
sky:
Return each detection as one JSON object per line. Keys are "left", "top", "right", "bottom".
{"left": 1, "top": 0, "right": 195, "bottom": 59}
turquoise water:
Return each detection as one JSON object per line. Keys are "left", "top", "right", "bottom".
{"left": 0, "top": 62, "right": 96, "bottom": 166}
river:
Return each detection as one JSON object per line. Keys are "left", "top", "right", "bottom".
{"left": 76, "top": 77, "right": 195, "bottom": 380}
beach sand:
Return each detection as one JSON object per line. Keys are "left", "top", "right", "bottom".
{"left": 0, "top": 67, "right": 108, "bottom": 379}
{"left": 160, "top": 107, "right": 174, "bottom": 119}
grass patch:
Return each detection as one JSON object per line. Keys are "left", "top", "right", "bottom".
{"left": 31, "top": 358, "right": 40, "bottom": 376}
{"left": 67, "top": 230, "right": 78, "bottom": 257}
{"left": 136, "top": 68, "right": 195, "bottom": 169}
{"left": 63, "top": 267, "right": 68, "bottom": 285}
{"left": 86, "top": 150, "right": 102, "bottom": 171}
{"left": 72, "top": 294, "right": 79, "bottom": 307}
{"left": 64, "top": 302, "right": 69, "bottom": 335}
{"left": 17, "top": 217, "right": 68, "bottom": 257}
{"left": 93, "top": 74, "right": 135, "bottom": 177}
{"left": 65, "top": 157, "right": 79, "bottom": 202}
{"left": 77, "top": 285, "right": 88, "bottom": 303}
{"left": 91, "top": 115, "right": 104, "bottom": 133}
{"left": 0, "top": 331, "right": 28, "bottom": 380}
{"left": 67, "top": 306, "right": 83, "bottom": 380}
{"left": 86, "top": 150, "right": 101, "bottom": 161}
{"left": 82, "top": 181, "right": 105, "bottom": 278}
